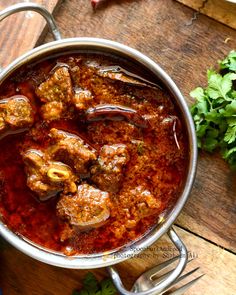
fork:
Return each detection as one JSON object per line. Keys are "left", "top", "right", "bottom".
{"left": 108, "top": 228, "right": 204, "bottom": 295}
{"left": 131, "top": 255, "right": 204, "bottom": 295}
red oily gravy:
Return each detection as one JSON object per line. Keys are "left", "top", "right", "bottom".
{"left": 0, "top": 53, "right": 189, "bottom": 255}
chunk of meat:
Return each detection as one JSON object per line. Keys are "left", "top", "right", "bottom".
{"left": 36, "top": 66, "right": 74, "bottom": 103}
{"left": 22, "top": 149, "right": 78, "bottom": 201}
{"left": 73, "top": 88, "right": 93, "bottom": 110}
{"left": 112, "top": 185, "right": 162, "bottom": 234}
{"left": 134, "top": 187, "right": 162, "bottom": 217}
{"left": 40, "top": 101, "right": 65, "bottom": 121}
{"left": 48, "top": 128, "right": 97, "bottom": 175}
{"left": 0, "top": 95, "right": 34, "bottom": 136}
{"left": 124, "top": 185, "right": 161, "bottom": 216}
{"left": 36, "top": 66, "right": 74, "bottom": 121}
{"left": 91, "top": 144, "right": 130, "bottom": 193}
{"left": 57, "top": 184, "right": 110, "bottom": 231}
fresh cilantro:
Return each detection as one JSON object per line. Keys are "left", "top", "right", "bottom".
{"left": 190, "top": 50, "right": 236, "bottom": 168}
{"left": 101, "top": 279, "right": 117, "bottom": 295}
{"left": 83, "top": 272, "right": 99, "bottom": 294}
{"left": 73, "top": 273, "right": 117, "bottom": 295}
{"left": 219, "top": 50, "right": 236, "bottom": 72}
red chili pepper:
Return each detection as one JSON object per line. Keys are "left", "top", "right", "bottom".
{"left": 91, "top": 0, "right": 105, "bottom": 9}
{"left": 91, "top": 0, "right": 99, "bottom": 8}
{"left": 85, "top": 104, "right": 149, "bottom": 128}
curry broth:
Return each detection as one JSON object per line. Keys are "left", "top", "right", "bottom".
{"left": 0, "top": 53, "right": 189, "bottom": 255}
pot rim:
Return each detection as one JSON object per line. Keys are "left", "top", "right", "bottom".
{"left": 0, "top": 37, "right": 197, "bottom": 269}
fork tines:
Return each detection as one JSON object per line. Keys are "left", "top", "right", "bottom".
{"left": 150, "top": 255, "right": 204, "bottom": 295}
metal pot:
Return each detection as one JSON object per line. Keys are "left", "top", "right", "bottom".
{"left": 0, "top": 3, "right": 197, "bottom": 295}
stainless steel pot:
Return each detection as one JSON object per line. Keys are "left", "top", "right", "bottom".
{"left": 0, "top": 3, "right": 197, "bottom": 295}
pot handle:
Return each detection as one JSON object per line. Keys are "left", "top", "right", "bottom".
{"left": 0, "top": 2, "right": 61, "bottom": 42}
{"left": 107, "top": 227, "right": 188, "bottom": 295}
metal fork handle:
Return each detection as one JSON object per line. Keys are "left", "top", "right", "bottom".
{"left": 107, "top": 227, "right": 188, "bottom": 295}
{"left": 0, "top": 2, "right": 61, "bottom": 41}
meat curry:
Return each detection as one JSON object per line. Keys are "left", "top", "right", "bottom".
{"left": 0, "top": 53, "right": 188, "bottom": 255}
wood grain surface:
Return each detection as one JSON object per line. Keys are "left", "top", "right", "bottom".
{"left": 176, "top": 0, "right": 236, "bottom": 30}
{"left": 0, "top": 0, "right": 62, "bottom": 68}
{"left": 1, "top": 226, "right": 236, "bottom": 295}
{"left": 0, "top": 0, "right": 236, "bottom": 294}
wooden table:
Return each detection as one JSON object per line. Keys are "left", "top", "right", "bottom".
{"left": 0, "top": 0, "right": 236, "bottom": 294}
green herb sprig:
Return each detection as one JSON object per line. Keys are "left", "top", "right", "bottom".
{"left": 190, "top": 50, "right": 236, "bottom": 169}
{"left": 72, "top": 272, "right": 117, "bottom": 295}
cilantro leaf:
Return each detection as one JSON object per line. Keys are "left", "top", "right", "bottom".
{"left": 101, "top": 279, "right": 117, "bottom": 295}
{"left": 190, "top": 50, "right": 236, "bottom": 168}
{"left": 222, "top": 146, "right": 236, "bottom": 169}
{"left": 195, "top": 123, "right": 208, "bottom": 138}
{"left": 206, "top": 70, "right": 236, "bottom": 101}
{"left": 220, "top": 100, "right": 236, "bottom": 117}
{"left": 203, "top": 137, "right": 218, "bottom": 152}
{"left": 219, "top": 50, "right": 236, "bottom": 72}
{"left": 73, "top": 273, "right": 117, "bottom": 295}
{"left": 224, "top": 125, "right": 236, "bottom": 144}
{"left": 190, "top": 87, "right": 205, "bottom": 102}
{"left": 223, "top": 146, "right": 236, "bottom": 159}
{"left": 83, "top": 272, "right": 99, "bottom": 293}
